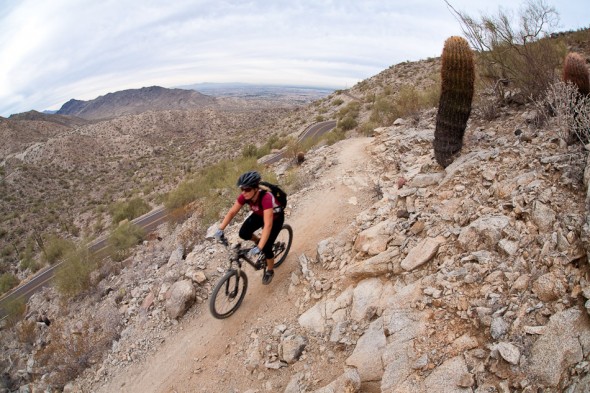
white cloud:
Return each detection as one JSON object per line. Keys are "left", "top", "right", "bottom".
{"left": 0, "top": 0, "right": 588, "bottom": 116}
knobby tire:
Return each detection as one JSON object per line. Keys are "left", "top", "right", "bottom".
{"left": 272, "top": 224, "right": 293, "bottom": 268}
{"left": 209, "top": 269, "right": 248, "bottom": 319}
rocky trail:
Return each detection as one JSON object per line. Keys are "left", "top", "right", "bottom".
{"left": 93, "top": 137, "right": 375, "bottom": 392}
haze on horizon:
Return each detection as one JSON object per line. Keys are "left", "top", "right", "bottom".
{"left": 1, "top": 0, "right": 588, "bottom": 117}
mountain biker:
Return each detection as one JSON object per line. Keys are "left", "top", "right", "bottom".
{"left": 214, "top": 171, "right": 284, "bottom": 285}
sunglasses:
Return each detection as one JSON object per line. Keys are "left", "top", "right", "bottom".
{"left": 241, "top": 187, "right": 253, "bottom": 192}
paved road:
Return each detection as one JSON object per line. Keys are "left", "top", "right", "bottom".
{"left": 260, "top": 120, "right": 336, "bottom": 165}
{"left": 0, "top": 206, "right": 168, "bottom": 319}
{"left": 0, "top": 119, "right": 334, "bottom": 319}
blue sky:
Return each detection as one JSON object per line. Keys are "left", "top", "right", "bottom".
{"left": 1, "top": 0, "right": 588, "bottom": 117}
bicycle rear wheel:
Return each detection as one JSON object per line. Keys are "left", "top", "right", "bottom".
{"left": 272, "top": 224, "right": 293, "bottom": 268}
{"left": 209, "top": 269, "right": 248, "bottom": 319}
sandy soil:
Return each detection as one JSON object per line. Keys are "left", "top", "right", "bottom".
{"left": 96, "top": 137, "right": 374, "bottom": 393}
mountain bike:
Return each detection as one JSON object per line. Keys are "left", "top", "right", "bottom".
{"left": 209, "top": 224, "right": 293, "bottom": 319}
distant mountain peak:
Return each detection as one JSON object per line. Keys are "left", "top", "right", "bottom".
{"left": 56, "top": 86, "right": 216, "bottom": 120}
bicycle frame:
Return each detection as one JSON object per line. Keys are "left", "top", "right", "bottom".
{"left": 220, "top": 237, "right": 266, "bottom": 274}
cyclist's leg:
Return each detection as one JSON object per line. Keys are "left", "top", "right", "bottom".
{"left": 239, "top": 214, "right": 263, "bottom": 242}
{"left": 261, "top": 213, "right": 285, "bottom": 270}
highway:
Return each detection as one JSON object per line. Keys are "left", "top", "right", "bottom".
{"left": 0, "top": 206, "right": 168, "bottom": 319}
{"left": 260, "top": 120, "right": 336, "bottom": 164}
{"left": 0, "top": 119, "right": 335, "bottom": 319}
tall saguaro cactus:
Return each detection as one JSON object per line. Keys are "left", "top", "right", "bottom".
{"left": 563, "top": 52, "right": 590, "bottom": 96}
{"left": 434, "top": 36, "right": 475, "bottom": 168}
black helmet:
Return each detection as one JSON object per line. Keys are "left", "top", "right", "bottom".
{"left": 236, "top": 171, "right": 261, "bottom": 188}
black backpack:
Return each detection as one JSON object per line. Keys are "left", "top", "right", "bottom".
{"left": 259, "top": 181, "right": 287, "bottom": 209}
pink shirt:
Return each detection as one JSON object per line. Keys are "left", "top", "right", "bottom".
{"left": 237, "top": 191, "right": 279, "bottom": 217}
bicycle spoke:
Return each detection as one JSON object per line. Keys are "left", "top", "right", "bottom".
{"left": 272, "top": 225, "right": 293, "bottom": 269}
{"left": 216, "top": 275, "right": 239, "bottom": 313}
{"left": 210, "top": 270, "right": 248, "bottom": 319}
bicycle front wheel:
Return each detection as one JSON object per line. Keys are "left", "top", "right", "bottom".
{"left": 273, "top": 224, "right": 293, "bottom": 268}
{"left": 209, "top": 269, "right": 248, "bottom": 319}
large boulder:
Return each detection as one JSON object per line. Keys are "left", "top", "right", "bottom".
{"left": 346, "top": 318, "right": 387, "bottom": 382}
{"left": 165, "top": 279, "right": 196, "bottom": 319}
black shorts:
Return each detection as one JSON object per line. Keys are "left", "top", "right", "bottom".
{"left": 239, "top": 212, "right": 285, "bottom": 259}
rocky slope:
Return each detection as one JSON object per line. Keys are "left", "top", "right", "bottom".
{"left": 0, "top": 104, "right": 300, "bottom": 281}
{"left": 3, "top": 97, "right": 590, "bottom": 392}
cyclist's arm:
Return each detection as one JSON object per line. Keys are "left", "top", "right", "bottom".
{"left": 258, "top": 208, "right": 273, "bottom": 250}
{"left": 219, "top": 201, "right": 242, "bottom": 230}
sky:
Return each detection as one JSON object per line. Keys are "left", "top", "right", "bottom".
{"left": 1, "top": 0, "right": 589, "bottom": 117}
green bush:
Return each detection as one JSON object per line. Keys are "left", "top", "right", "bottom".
{"left": 359, "top": 121, "right": 379, "bottom": 136}
{"left": 0, "top": 272, "right": 19, "bottom": 295}
{"left": 324, "top": 128, "right": 346, "bottom": 145}
{"left": 338, "top": 101, "right": 361, "bottom": 120}
{"left": 43, "top": 235, "right": 75, "bottom": 265}
{"left": 19, "top": 244, "right": 40, "bottom": 273}
{"left": 109, "top": 197, "right": 150, "bottom": 225}
{"left": 108, "top": 222, "right": 145, "bottom": 262}
{"left": 242, "top": 144, "right": 259, "bottom": 158}
{"left": 338, "top": 117, "right": 358, "bottom": 131}
{"left": 369, "top": 84, "right": 439, "bottom": 126}
{"left": 332, "top": 98, "right": 344, "bottom": 106}
{"left": 3, "top": 297, "right": 26, "bottom": 327}
{"left": 54, "top": 247, "right": 97, "bottom": 298}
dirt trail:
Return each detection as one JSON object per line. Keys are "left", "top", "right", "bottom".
{"left": 96, "top": 137, "right": 374, "bottom": 393}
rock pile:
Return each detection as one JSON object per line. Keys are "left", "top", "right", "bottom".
{"left": 288, "top": 107, "right": 590, "bottom": 392}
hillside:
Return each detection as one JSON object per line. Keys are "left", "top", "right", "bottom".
{"left": 6, "top": 98, "right": 590, "bottom": 392}
{"left": 1, "top": 28, "right": 590, "bottom": 393}
{"left": 56, "top": 86, "right": 217, "bottom": 120}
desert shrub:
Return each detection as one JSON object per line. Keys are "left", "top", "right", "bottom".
{"left": 448, "top": 0, "right": 565, "bottom": 102}
{"left": 0, "top": 245, "right": 14, "bottom": 260}
{"left": 537, "top": 80, "right": 590, "bottom": 143}
{"left": 35, "top": 319, "right": 118, "bottom": 389}
{"left": 359, "top": 121, "right": 379, "bottom": 136}
{"left": 241, "top": 135, "right": 290, "bottom": 159}
{"left": 16, "top": 319, "right": 37, "bottom": 346}
{"left": 395, "top": 84, "right": 439, "bottom": 120}
{"left": 3, "top": 297, "right": 26, "bottom": 326}
{"left": 338, "top": 101, "right": 361, "bottom": 120}
{"left": 369, "top": 84, "right": 439, "bottom": 126}
{"left": 0, "top": 272, "right": 19, "bottom": 295}
{"left": 315, "top": 115, "right": 325, "bottom": 122}
{"left": 108, "top": 221, "right": 145, "bottom": 262}
{"left": 332, "top": 98, "right": 344, "bottom": 106}
{"left": 338, "top": 117, "right": 358, "bottom": 131}
{"left": 282, "top": 169, "right": 306, "bottom": 195}
{"left": 165, "top": 156, "right": 277, "bottom": 228}
{"left": 242, "top": 144, "right": 259, "bottom": 158}
{"left": 370, "top": 96, "right": 396, "bottom": 126}
{"left": 19, "top": 244, "right": 40, "bottom": 273}
{"left": 54, "top": 247, "right": 97, "bottom": 298}
{"left": 285, "top": 135, "right": 321, "bottom": 160}
{"left": 43, "top": 235, "right": 75, "bottom": 265}
{"left": 324, "top": 128, "right": 346, "bottom": 146}
{"left": 109, "top": 197, "right": 150, "bottom": 225}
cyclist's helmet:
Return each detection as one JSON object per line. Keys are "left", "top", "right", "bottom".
{"left": 236, "top": 171, "right": 261, "bottom": 188}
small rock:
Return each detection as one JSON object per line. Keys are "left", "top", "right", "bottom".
{"left": 457, "top": 373, "right": 474, "bottom": 388}
{"left": 490, "top": 317, "right": 509, "bottom": 339}
{"left": 495, "top": 342, "right": 521, "bottom": 365}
